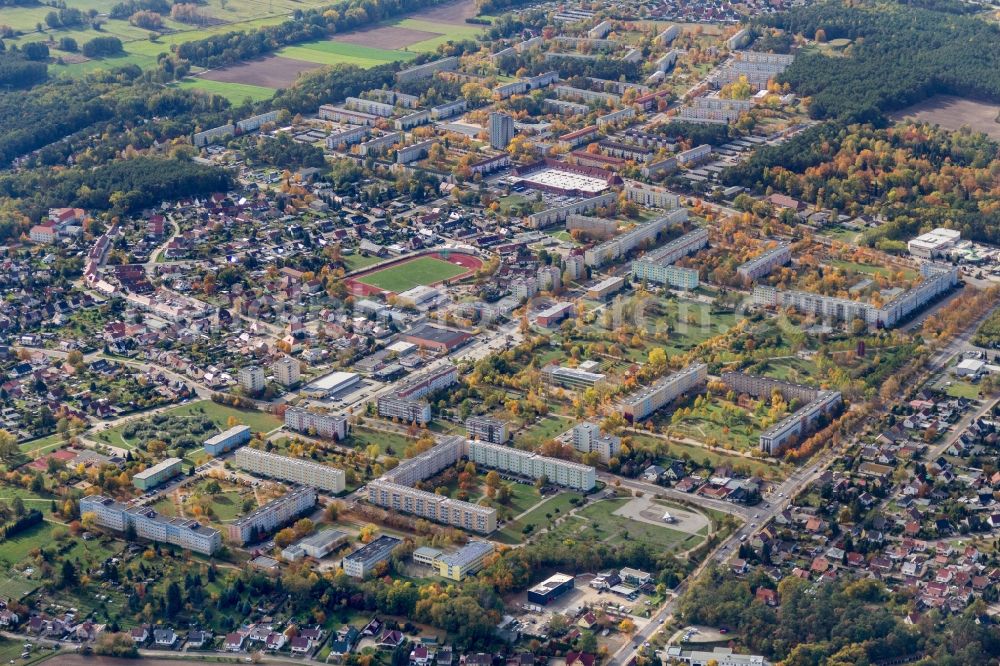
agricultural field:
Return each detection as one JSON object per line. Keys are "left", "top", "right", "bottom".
{"left": 355, "top": 256, "right": 471, "bottom": 293}
{"left": 176, "top": 77, "right": 277, "bottom": 104}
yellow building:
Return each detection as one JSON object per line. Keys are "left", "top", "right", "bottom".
{"left": 436, "top": 541, "right": 495, "bottom": 581}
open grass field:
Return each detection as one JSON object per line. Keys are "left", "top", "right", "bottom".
{"left": 543, "top": 498, "right": 698, "bottom": 553}
{"left": 278, "top": 40, "right": 416, "bottom": 67}
{"left": 176, "top": 77, "right": 276, "bottom": 104}
{"left": 496, "top": 491, "right": 582, "bottom": 543}
{"left": 343, "top": 252, "right": 385, "bottom": 272}
{"left": 355, "top": 256, "right": 471, "bottom": 293}
{"left": 516, "top": 415, "right": 571, "bottom": 449}
{"left": 347, "top": 426, "right": 415, "bottom": 457}
{"left": 669, "top": 397, "right": 761, "bottom": 451}
{"left": 828, "top": 258, "right": 918, "bottom": 281}
{"left": 630, "top": 432, "right": 784, "bottom": 479}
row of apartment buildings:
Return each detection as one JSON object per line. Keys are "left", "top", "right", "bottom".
{"left": 584, "top": 209, "right": 688, "bottom": 267}
{"left": 752, "top": 262, "right": 959, "bottom": 328}
{"left": 720, "top": 372, "right": 843, "bottom": 454}
{"left": 620, "top": 363, "right": 708, "bottom": 421}
{"left": 736, "top": 243, "right": 791, "bottom": 281}
{"left": 630, "top": 227, "right": 709, "bottom": 290}
{"left": 284, "top": 407, "right": 349, "bottom": 441}
{"left": 235, "top": 447, "right": 346, "bottom": 494}
{"left": 377, "top": 364, "right": 459, "bottom": 425}
{"left": 227, "top": 486, "right": 317, "bottom": 545}
{"left": 81, "top": 495, "right": 221, "bottom": 555}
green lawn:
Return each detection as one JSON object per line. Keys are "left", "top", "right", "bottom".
{"left": 828, "top": 259, "right": 918, "bottom": 281}
{"left": 347, "top": 427, "right": 415, "bottom": 457}
{"left": 175, "top": 77, "right": 276, "bottom": 104}
{"left": 0, "top": 521, "right": 57, "bottom": 567}
{"left": 19, "top": 433, "right": 66, "bottom": 455}
{"left": 356, "top": 256, "right": 469, "bottom": 293}
{"left": 630, "top": 433, "right": 784, "bottom": 480}
{"left": 516, "top": 415, "right": 571, "bottom": 449}
{"left": 496, "top": 491, "right": 583, "bottom": 543}
{"left": 343, "top": 253, "right": 385, "bottom": 272}
{"left": 547, "top": 498, "right": 697, "bottom": 553}
{"left": 278, "top": 40, "right": 415, "bottom": 67}
{"left": 670, "top": 398, "right": 762, "bottom": 451}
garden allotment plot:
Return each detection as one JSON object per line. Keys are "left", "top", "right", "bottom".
{"left": 355, "top": 256, "right": 471, "bottom": 293}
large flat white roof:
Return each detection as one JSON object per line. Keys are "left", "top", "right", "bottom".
{"left": 517, "top": 167, "right": 609, "bottom": 194}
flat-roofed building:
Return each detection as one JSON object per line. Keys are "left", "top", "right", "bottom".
{"left": 395, "top": 56, "right": 458, "bottom": 82}
{"left": 624, "top": 181, "right": 680, "bottom": 209}
{"left": 342, "top": 535, "right": 402, "bottom": 577}
{"left": 587, "top": 276, "right": 626, "bottom": 300}
{"left": 204, "top": 425, "right": 252, "bottom": 456}
{"left": 542, "top": 364, "right": 607, "bottom": 390}
{"left": 377, "top": 396, "right": 433, "bottom": 425}
{"left": 528, "top": 573, "right": 574, "bottom": 605}
{"left": 133, "top": 458, "right": 182, "bottom": 491}
{"left": 908, "top": 228, "right": 960, "bottom": 259}
{"left": 736, "top": 243, "right": 791, "bottom": 281}
{"left": 303, "top": 371, "right": 360, "bottom": 398}
{"left": 620, "top": 363, "right": 707, "bottom": 421}
{"left": 572, "top": 422, "right": 621, "bottom": 463}
{"left": 318, "top": 105, "right": 378, "bottom": 126}
{"left": 272, "top": 356, "right": 301, "bottom": 387}
{"left": 236, "top": 447, "right": 345, "bottom": 493}
{"left": 282, "top": 529, "right": 349, "bottom": 561}
{"left": 584, "top": 209, "right": 687, "bottom": 267}
{"left": 366, "top": 479, "right": 498, "bottom": 534}
{"left": 466, "top": 440, "right": 596, "bottom": 490}
{"left": 381, "top": 435, "right": 465, "bottom": 487}
{"left": 437, "top": 540, "right": 494, "bottom": 581}
{"left": 465, "top": 415, "right": 509, "bottom": 444}
{"left": 227, "top": 486, "right": 317, "bottom": 545}
{"left": 81, "top": 495, "right": 221, "bottom": 554}
{"left": 284, "top": 407, "right": 349, "bottom": 441}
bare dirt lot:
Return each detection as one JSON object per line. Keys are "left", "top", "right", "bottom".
{"left": 333, "top": 25, "right": 441, "bottom": 48}
{"left": 200, "top": 55, "right": 325, "bottom": 88}
{"left": 410, "top": 0, "right": 478, "bottom": 24}
{"left": 891, "top": 95, "right": 1000, "bottom": 140}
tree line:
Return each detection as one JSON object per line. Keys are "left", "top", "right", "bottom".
{"left": 764, "top": 0, "right": 1000, "bottom": 122}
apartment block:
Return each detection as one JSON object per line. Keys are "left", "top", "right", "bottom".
{"left": 597, "top": 107, "right": 636, "bottom": 127}
{"left": 624, "top": 181, "right": 680, "bottom": 209}
{"left": 567, "top": 214, "right": 618, "bottom": 239}
{"left": 720, "top": 372, "right": 843, "bottom": 454}
{"left": 235, "top": 447, "right": 345, "bottom": 493}
{"left": 465, "top": 415, "right": 509, "bottom": 444}
{"left": 630, "top": 228, "right": 707, "bottom": 289}
{"left": 81, "top": 495, "right": 221, "bottom": 555}
{"left": 466, "top": 440, "right": 596, "bottom": 491}
{"left": 227, "top": 486, "right": 317, "bottom": 545}
{"left": 394, "top": 109, "right": 432, "bottom": 130}
{"left": 366, "top": 479, "right": 498, "bottom": 534}
{"left": 342, "top": 535, "right": 402, "bottom": 578}
{"left": 489, "top": 112, "right": 515, "bottom": 150}
{"left": 572, "top": 422, "right": 621, "bottom": 463}
{"left": 193, "top": 124, "right": 234, "bottom": 147}
{"left": 381, "top": 435, "right": 465, "bottom": 487}
{"left": 397, "top": 364, "right": 459, "bottom": 400}
{"left": 555, "top": 85, "right": 621, "bottom": 105}
{"left": 395, "top": 56, "right": 459, "bottom": 82}
{"left": 236, "top": 110, "right": 279, "bottom": 132}
{"left": 345, "top": 96, "right": 394, "bottom": 117}
{"left": 378, "top": 396, "right": 433, "bottom": 424}
{"left": 284, "top": 407, "right": 349, "bottom": 441}
{"left": 204, "top": 425, "right": 252, "bottom": 456}
{"left": 752, "top": 263, "right": 957, "bottom": 328}
{"left": 133, "top": 458, "right": 182, "bottom": 491}
{"left": 356, "top": 131, "right": 403, "bottom": 157}
{"left": 678, "top": 97, "right": 753, "bottom": 125}
{"left": 620, "top": 363, "right": 708, "bottom": 421}
{"left": 526, "top": 191, "right": 617, "bottom": 228}
{"left": 396, "top": 139, "right": 436, "bottom": 163}
{"left": 317, "top": 105, "right": 378, "bottom": 126}
{"left": 736, "top": 243, "right": 791, "bottom": 281}
{"left": 326, "top": 126, "right": 369, "bottom": 149}
{"left": 238, "top": 366, "right": 265, "bottom": 394}
{"left": 677, "top": 144, "right": 712, "bottom": 167}
{"left": 585, "top": 209, "right": 688, "bottom": 267}
{"left": 272, "top": 356, "right": 300, "bottom": 387}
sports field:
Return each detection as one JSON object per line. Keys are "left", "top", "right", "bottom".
{"left": 356, "top": 256, "right": 470, "bottom": 293}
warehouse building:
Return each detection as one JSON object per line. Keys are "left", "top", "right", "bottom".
{"left": 528, "top": 573, "right": 575, "bottom": 605}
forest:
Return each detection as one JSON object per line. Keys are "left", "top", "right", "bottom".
{"left": 0, "top": 156, "right": 231, "bottom": 220}
{"left": 723, "top": 121, "right": 1000, "bottom": 246}
{"left": 765, "top": 0, "right": 1000, "bottom": 121}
